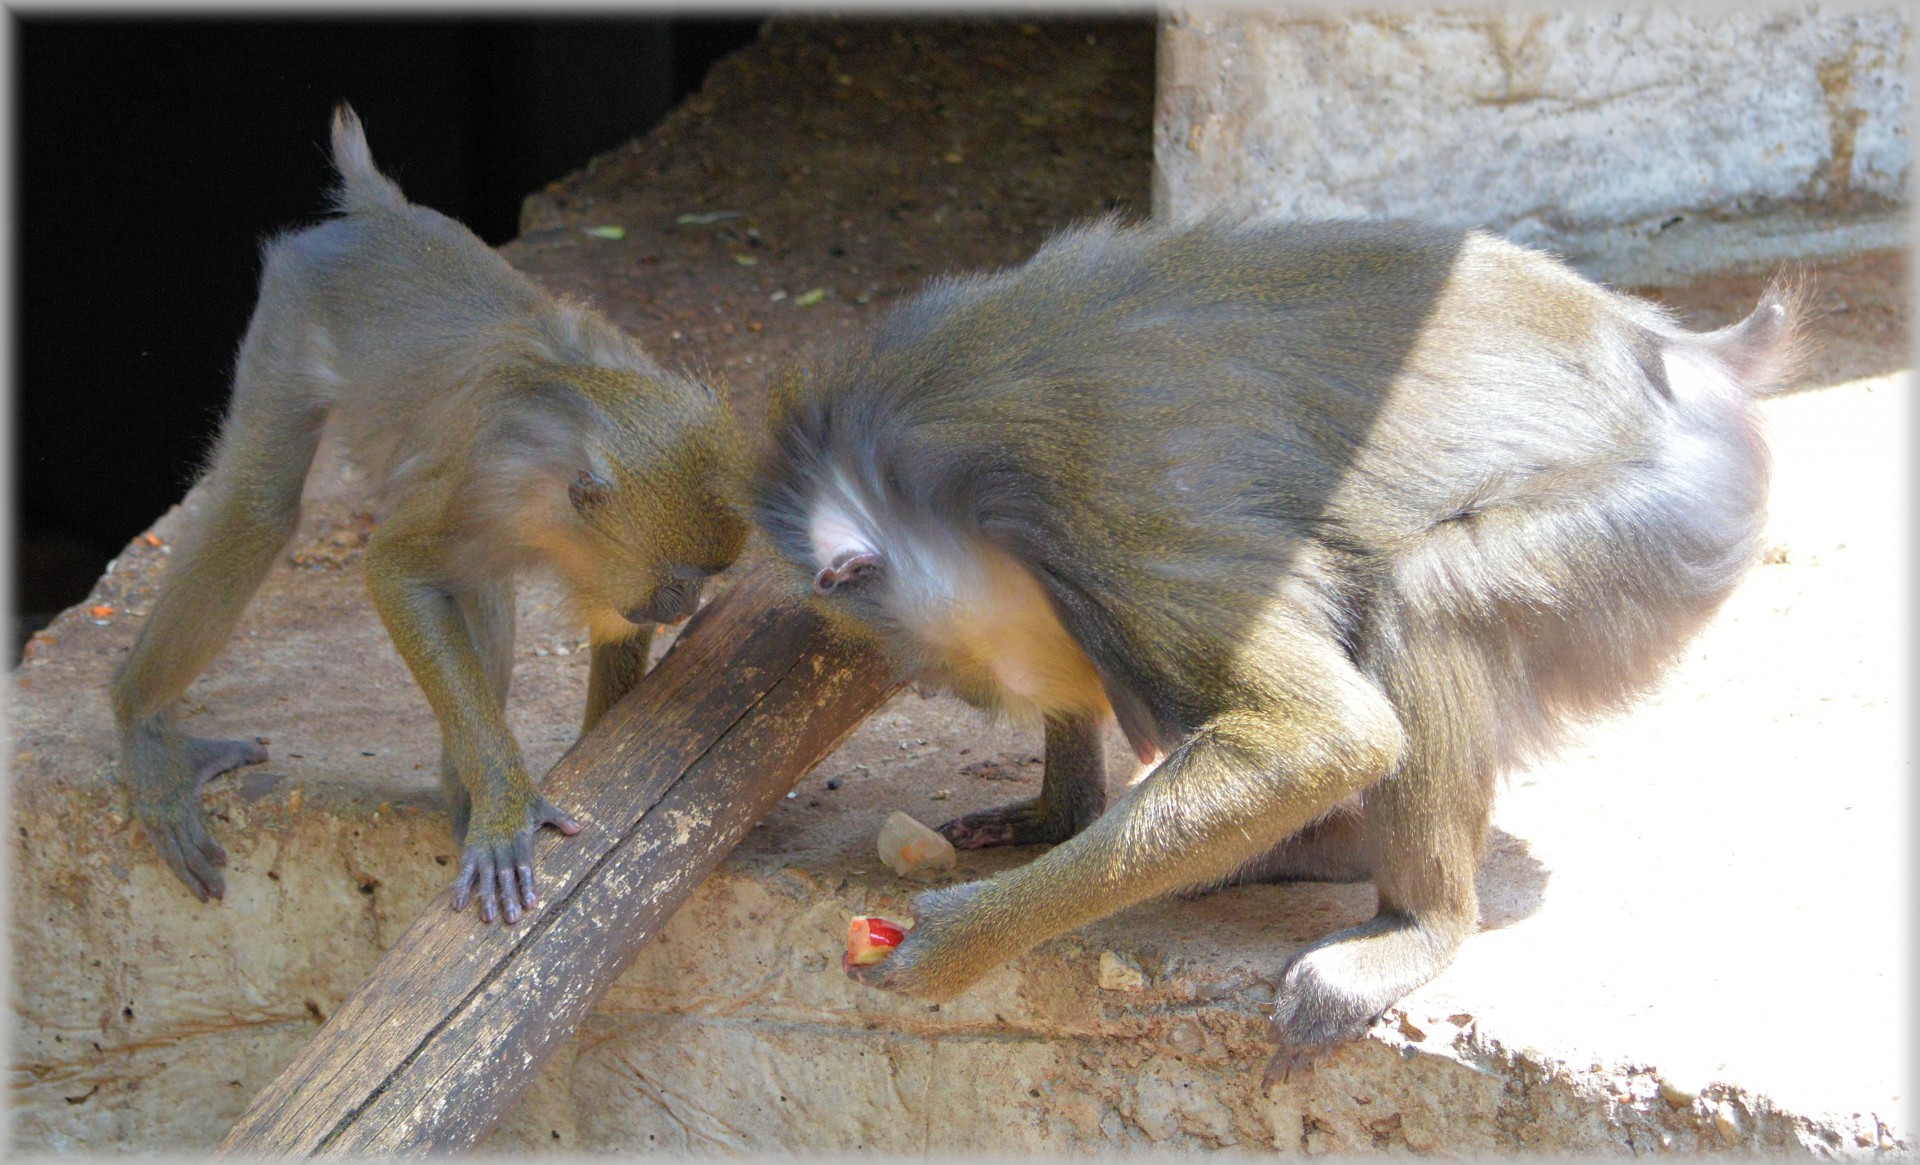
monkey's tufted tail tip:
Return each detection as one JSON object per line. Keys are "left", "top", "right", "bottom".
{"left": 326, "top": 102, "right": 408, "bottom": 215}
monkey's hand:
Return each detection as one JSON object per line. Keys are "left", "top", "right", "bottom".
{"left": 119, "top": 721, "right": 268, "bottom": 902}
{"left": 449, "top": 785, "right": 583, "bottom": 926}
{"left": 937, "top": 794, "right": 1096, "bottom": 850}
{"left": 841, "top": 881, "right": 993, "bottom": 1001}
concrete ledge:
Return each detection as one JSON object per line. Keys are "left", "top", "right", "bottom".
{"left": 11, "top": 374, "right": 1909, "bottom": 1158}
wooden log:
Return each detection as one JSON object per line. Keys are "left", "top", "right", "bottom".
{"left": 215, "top": 562, "right": 902, "bottom": 1156}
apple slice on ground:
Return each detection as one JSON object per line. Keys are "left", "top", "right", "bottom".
{"left": 846, "top": 916, "right": 908, "bottom": 965}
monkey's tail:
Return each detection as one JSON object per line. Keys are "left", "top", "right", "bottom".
{"left": 1685, "top": 277, "right": 1814, "bottom": 398}
{"left": 327, "top": 103, "right": 408, "bottom": 215}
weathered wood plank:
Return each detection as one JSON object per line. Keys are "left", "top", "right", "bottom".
{"left": 214, "top": 562, "right": 901, "bottom": 1156}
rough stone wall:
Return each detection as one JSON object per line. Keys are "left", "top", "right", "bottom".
{"left": 1155, "top": 7, "right": 1910, "bottom": 271}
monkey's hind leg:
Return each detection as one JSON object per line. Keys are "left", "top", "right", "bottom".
{"left": 938, "top": 712, "right": 1105, "bottom": 849}
{"left": 1263, "top": 757, "right": 1487, "bottom": 1081}
{"left": 1264, "top": 703, "right": 1493, "bottom": 1079}
{"left": 110, "top": 395, "right": 326, "bottom": 901}
{"left": 439, "top": 580, "right": 517, "bottom": 845}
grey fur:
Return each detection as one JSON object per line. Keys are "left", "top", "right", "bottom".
{"left": 756, "top": 216, "right": 1802, "bottom": 1068}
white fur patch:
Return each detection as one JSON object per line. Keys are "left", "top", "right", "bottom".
{"left": 804, "top": 468, "right": 1107, "bottom": 721}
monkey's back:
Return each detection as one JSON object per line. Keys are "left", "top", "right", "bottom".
{"left": 238, "top": 191, "right": 670, "bottom": 519}
{"left": 761, "top": 218, "right": 1777, "bottom": 761}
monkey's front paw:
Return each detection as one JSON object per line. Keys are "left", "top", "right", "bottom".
{"left": 449, "top": 795, "right": 583, "bottom": 926}
{"left": 842, "top": 881, "right": 990, "bottom": 1000}
{"left": 937, "top": 797, "right": 1084, "bottom": 850}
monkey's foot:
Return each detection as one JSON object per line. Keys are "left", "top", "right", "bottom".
{"left": 936, "top": 796, "right": 1090, "bottom": 849}
{"left": 449, "top": 796, "right": 584, "bottom": 926}
{"left": 842, "top": 880, "right": 987, "bottom": 1000}
{"left": 125, "top": 733, "right": 267, "bottom": 903}
{"left": 1266, "top": 934, "right": 1423, "bottom": 1055}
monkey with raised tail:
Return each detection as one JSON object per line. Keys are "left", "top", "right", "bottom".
{"left": 754, "top": 217, "right": 1802, "bottom": 1076}
{"left": 110, "top": 106, "right": 747, "bottom": 926}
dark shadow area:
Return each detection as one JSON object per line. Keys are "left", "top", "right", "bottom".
{"left": 13, "top": 15, "right": 767, "bottom": 653}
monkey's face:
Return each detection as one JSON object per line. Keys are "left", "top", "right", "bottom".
{"left": 559, "top": 456, "right": 749, "bottom": 643}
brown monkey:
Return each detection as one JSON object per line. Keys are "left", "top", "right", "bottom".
{"left": 110, "top": 106, "right": 747, "bottom": 925}
{"left": 753, "top": 217, "right": 1801, "bottom": 1076}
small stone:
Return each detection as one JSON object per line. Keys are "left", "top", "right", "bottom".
{"left": 1098, "top": 950, "right": 1147, "bottom": 992}
{"left": 1657, "top": 1075, "right": 1701, "bottom": 1108}
{"left": 1164, "top": 1019, "right": 1204, "bottom": 1055}
{"left": 825, "top": 777, "right": 843, "bottom": 790}
{"left": 930, "top": 788, "right": 950, "bottom": 800}
{"left": 875, "top": 810, "right": 955, "bottom": 877}
{"left": 1713, "top": 1101, "right": 1742, "bottom": 1141}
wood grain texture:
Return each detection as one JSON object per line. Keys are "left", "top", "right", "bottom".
{"left": 215, "top": 562, "right": 901, "bottom": 1157}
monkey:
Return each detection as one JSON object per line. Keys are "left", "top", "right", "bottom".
{"left": 752, "top": 216, "right": 1802, "bottom": 1077}
{"left": 109, "top": 106, "right": 747, "bottom": 927}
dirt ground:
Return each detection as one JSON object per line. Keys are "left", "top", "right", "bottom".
{"left": 504, "top": 17, "right": 1907, "bottom": 416}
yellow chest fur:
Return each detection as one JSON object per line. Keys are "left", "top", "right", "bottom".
{"left": 913, "top": 544, "right": 1111, "bottom": 724}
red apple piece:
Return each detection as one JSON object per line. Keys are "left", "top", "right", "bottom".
{"left": 846, "top": 915, "right": 908, "bottom": 965}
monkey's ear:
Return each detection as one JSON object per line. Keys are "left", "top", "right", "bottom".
{"left": 569, "top": 469, "right": 614, "bottom": 514}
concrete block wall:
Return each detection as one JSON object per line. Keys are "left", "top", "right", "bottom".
{"left": 1155, "top": 6, "right": 1910, "bottom": 279}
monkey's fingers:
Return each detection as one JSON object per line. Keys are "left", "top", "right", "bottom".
{"left": 176, "top": 800, "right": 230, "bottom": 870}
{"left": 504, "top": 800, "right": 583, "bottom": 917}
{"left": 147, "top": 820, "right": 225, "bottom": 902}
{"left": 839, "top": 930, "right": 953, "bottom": 1000}
{"left": 533, "top": 797, "right": 584, "bottom": 837}
{"left": 450, "top": 849, "right": 500, "bottom": 923}
{"left": 491, "top": 840, "right": 523, "bottom": 926}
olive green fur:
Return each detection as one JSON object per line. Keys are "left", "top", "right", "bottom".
{"left": 109, "top": 106, "right": 747, "bottom": 923}
{"left": 755, "top": 216, "right": 1803, "bottom": 1071}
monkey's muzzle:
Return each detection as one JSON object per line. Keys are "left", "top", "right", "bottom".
{"left": 626, "top": 584, "right": 703, "bottom": 627}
